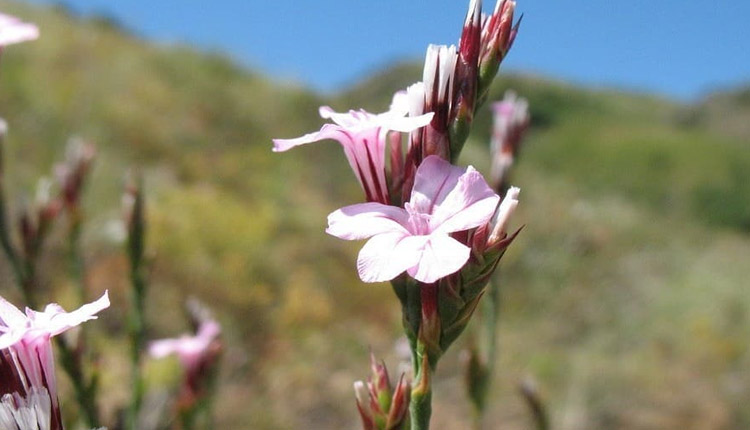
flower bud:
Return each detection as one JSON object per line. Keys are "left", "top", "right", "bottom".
{"left": 478, "top": 0, "right": 520, "bottom": 102}
{"left": 488, "top": 186, "right": 519, "bottom": 247}
{"left": 354, "top": 358, "right": 411, "bottom": 430}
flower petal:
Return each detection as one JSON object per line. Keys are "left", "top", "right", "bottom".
{"left": 0, "top": 13, "right": 38, "bottom": 47}
{"left": 271, "top": 124, "right": 342, "bottom": 152}
{"left": 407, "top": 234, "right": 471, "bottom": 283}
{"left": 378, "top": 112, "right": 435, "bottom": 134}
{"left": 0, "top": 295, "right": 26, "bottom": 331}
{"left": 409, "top": 155, "right": 465, "bottom": 214}
{"left": 149, "top": 338, "right": 184, "bottom": 358}
{"left": 357, "top": 233, "right": 426, "bottom": 283}
{"left": 430, "top": 166, "right": 499, "bottom": 234}
{"left": 327, "top": 203, "right": 409, "bottom": 240}
{"left": 26, "top": 291, "right": 110, "bottom": 339}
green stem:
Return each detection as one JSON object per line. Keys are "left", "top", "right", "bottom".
{"left": 58, "top": 210, "right": 101, "bottom": 428}
{"left": 409, "top": 346, "right": 434, "bottom": 430}
{"left": 127, "top": 263, "right": 146, "bottom": 430}
{"left": 126, "top": 178, "right": 147, "bottom": 430}
{"left": 68, "top": 211, "right": 86, "bottom": 304}
{"left": 56, "top": 337, "right": 100, "bottom": 427}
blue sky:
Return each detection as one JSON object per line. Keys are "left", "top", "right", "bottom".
{"left": 26, "top": 0, "right": 750, "bottom": 100}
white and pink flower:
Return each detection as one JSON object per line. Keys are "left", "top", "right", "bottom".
{"left": 489, "top": 91, "right": 529, "bottom": 189}
{"left": 0, "top": 292, "right": 110, "bottom": 430}
{"left": 273, "top": 93, "right": 434, "bottom": 204}
{"left": 327, "top": 155, "right": 502, "bottom": 283}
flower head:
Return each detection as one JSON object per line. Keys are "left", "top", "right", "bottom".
{"left": 0, "top": 13, "right": 38, "bottom": 47}
{"left": 489, "top": 91, "right": 529, "bottom": 190}
{"left": 327, "top": 155, "right": 499, "bottom": 283}
{"left": 149, "top": 318, "right": 221, "bottom": 374}
{"left": 273, "top": 93, "right": 434, "bottom": 204}
{"left": 149, "top": 308, "right": 222, "bottom": 411}
{"left": 0, "top": 292, "right": 110, "bottom": 430}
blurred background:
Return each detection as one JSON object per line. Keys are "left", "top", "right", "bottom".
{"left": 0, "top": 0, "right": 749, "bottom": 428}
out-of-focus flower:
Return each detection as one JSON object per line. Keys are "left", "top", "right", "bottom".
{"left": 55, "top": 138, "right": 96, "bottom": 210}
{"left": 327, "top": 155, "right": 499, "bottom": 283}
{"left": 273, "top": 94, "right": 434, "bottom": 204}
{"left": 0, "top": 292, "right": 110, "bottom": 430}
{"left": 149, "top": 311, "right": 222, "bottom": 411}
{"left": 354, "top": 354, "right": 410, "bottom": 430}
{"left": 0, "top": 12, "right": 38, "bottom": 47}
{"left": 149, "top": 319, "right": 221, "bottom": 374}
{"left": 489, "top": 91, "right": 529, "bottom": 191}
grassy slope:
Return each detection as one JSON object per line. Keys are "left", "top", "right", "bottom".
{"left": 0, "top": 2, "right": 749, "bottom": 429}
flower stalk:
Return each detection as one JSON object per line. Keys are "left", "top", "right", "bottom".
{"left": 125, "top": 174, "right": 148, "bottom": 430}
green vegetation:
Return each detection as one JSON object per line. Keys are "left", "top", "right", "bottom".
{"left": 0, "top": 1, "right": 748, "bottom": 428}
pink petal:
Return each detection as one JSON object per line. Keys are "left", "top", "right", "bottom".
{"left": 0, "top": 13, "right": 38, "bottom": 46}
{"left": 357, "top": 233, "right": 426, "bottom": 283}
{"left": 149, "top": 338, "right": 183, "bottom": 358}
{"left": 319, "top": 106, "right": 370, "bottom": 129}
{"left": 406, "top": 234, "right": 471, "bottom": 283}
{"left": 0, "top": 297, "right": 29, "bottom": 350}
{"left": 409, "top": 155, "right": 465, "bottom": 214}
{"left": 431, "top": 166, "right": 499, "bottom": 234}
{"left": 0, "top": 295, "right": 27, "bottom": 330}
{"left": 379, "top": 112, "right": 434, "bottom": 134}
{"left": 271, "top": 124, "right": 341, "bottom": 152}
{"left": 341, "top": 127, "right": 388, "bottom": 203}
{"left": 26, "top": 291, "right": 110, "bottom": 339}
{"left": 327, "top": 203, "right": 409, "bottom": 240}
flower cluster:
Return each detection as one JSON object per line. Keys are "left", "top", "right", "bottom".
{"left": 274, "top": 1, "right": 521, "bottom": 428}
{"left": 0, "top": 292, "right": 110, "bottom": 430}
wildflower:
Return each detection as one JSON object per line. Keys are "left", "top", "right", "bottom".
{"left": 149, "top": 311, "right": 222, "bottom": 411}
{"left": 149, "top": 318, "right": 221, "bottom": 376}
{"left": 0, "top": 292, "right": 110, "bottom": 430}
{"left": 489, "top": 91, "right": 529, "bottom": 191}
{"left": 55, "top": 138, "right": 96, "bottom": 210}
{"left": 0, "top": 12, "right": 38, "bottom": 47}
{"left": 327, "top": 155, "right": 499, "bottom": 283}
{"left": 272, "top": 93, "right": 434, "bottom": 204}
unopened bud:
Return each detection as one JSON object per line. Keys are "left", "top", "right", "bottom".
{"left": 386, "top": 374, "right": 411, "bottom": 428}
{"left": 354, "top": 381, "right": 376, "bottom": 430}
{"left": 488, "top": 186, "right": 519, "bottom": 245}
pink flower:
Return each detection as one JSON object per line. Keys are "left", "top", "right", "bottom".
{"left": 149, "top": 319, "right": 221, "bottom": 373}
{"left": 327, "top": 155, "right": 500, "bottom": 283}
{"left": 489, "top": 91, "right": 529, "bottom": 189}
{"left": 273, "top": 93, "right": 434, "bottom": 204}
{"left": 0, "top": 292, "right": 110, "bottom": 430}
{"left": 0, "top": 13, "right": 39, "bottom": 47}
{"left": 149, "top": 316, "right": 222, "bottom": 410}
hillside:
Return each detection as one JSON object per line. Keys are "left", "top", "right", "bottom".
{"left": 0, "top": 1, "right": 749, "bottom": 429}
